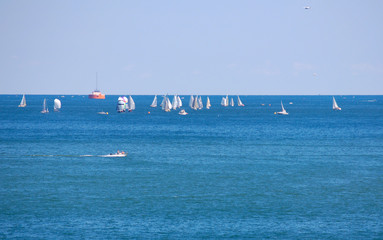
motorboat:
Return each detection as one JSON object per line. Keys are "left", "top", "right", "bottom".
{"left": 178, "top": 109, "right": 188, "bottom": 115}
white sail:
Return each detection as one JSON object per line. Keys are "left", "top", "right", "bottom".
{"left": 172, "top": 95, "right": 178, "bottom": 110}
{"left": 206, "top": 97, "right": 211, "bottom": 109}
{"left": 177, "top": 95, "right": 182, "bottom": 108}
{"left": 198, "top": 96, "right": 203, "bottom": 109}
{"left": 225, "top": 95, "right": 229, "bottom": 107}
{"left": 41, "top": 98, "right": 48, "bottom": 113}
{"left": 221, "top": 97, "right": 225, "bottom": 106}
{"left": 230, "top": 98, "right": 234, "bottom": 107}
{"left": 128, "top": 96, "right": 135, "bottom": 110}
{"left": 54, "top": 99, "right": 61, "bottom": 111}
{"left": 189, "top": 95, "right": 194, "bottom": 108}
{"left": 18, "top": 94, "right": 26, "bottom": 107}
{"left": 237, "top": 96, "right": 244, "bottom": 106}
{"left": 332, "top": 97, "right": 341, "bottom": 110}
{"left": 277, "top": 101, "right": 288, "bottom": 115}
{"left": 160, "top": 96, "right": 166, "bottom": 108}
{"left": 150, "top": 95, "right": 157, "bottom": 107}
{"left": 192, "top": 95, "right": 199, "bottom": 110}
{"left": 165, "top": 96, "right": 172, "bottom": 112}
{"left": 117, "top": 99, "right": 126, "bottom": 113}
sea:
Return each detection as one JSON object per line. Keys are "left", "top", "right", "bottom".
{"left": 0, "top": 95, "right": 382, "bottom": 239}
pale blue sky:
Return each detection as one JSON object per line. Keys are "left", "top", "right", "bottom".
{"left": 0, "top": 0, "right": 382, "bottom": 95}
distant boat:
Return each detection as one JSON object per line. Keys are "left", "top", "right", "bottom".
{"left": 88, "top": 73, "right": 105, "bottom": 99}
{"left": 237, "top": 96, "right": 245, "bottom": 106}
{"left": 230, "top": 98, "right": 234, "bottom": 107}
{"left": 18, "top": 94, "right": 26, "bottom": 107}
{"left": 172, "top": 95, "right": 179, "bottom": 110}
{"left": 221, "top": 95, "right": 229, "bottom": 107}
{"left": 177, "top": 95, "right": 182, "bottom": 108}
{"left": 150, "top": 95, "right": 157, "bottom": 107}
{"left": 178, "top": 109, "right": 188, "bottom": 115}
{"left": 162, "top": 95, "right": 172, "bottom": 112}
{"left": 191, "top": 95, "right": 199, "bottom": 110}
{"left": 41, "top": 98, "right": 49, "bottom": 114}
{"left": 189, "top": 95, "right": 194, "bottom": 108}
{"left": 332, "top": 97, "right": 341, "bottom": 111}
{"left": 198, "top": 96, "right": 203, "bottom": 109}
{"left": 116, "top": 97, "right": 126, "bottom": 113}
{"left": 53, "top": 99, "right": 61, "bottom": 111}
{"left": 206, "top": 97, "right": 211, "bottom": 109}
{"left": 128, "top": 96, "right": 135, "bottom": 111}
{"left": 98, "top": 111, "right": 108, "bottom": 115}
{"left": 277, "top": 101, "right": 288, "bottom": 115}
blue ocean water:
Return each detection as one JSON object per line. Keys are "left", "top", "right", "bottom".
{"left": 0, "top": 95, "right": 382, "bottom": 239}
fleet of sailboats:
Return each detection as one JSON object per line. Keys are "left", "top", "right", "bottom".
{"left": 22, "top": 95, "right": 346, "bottom": 115}
{"left": 18, "top": 94, "right": 26, "bottom": 107}
{"left": 332, "top": 96, "right": 341, "bottom": 111}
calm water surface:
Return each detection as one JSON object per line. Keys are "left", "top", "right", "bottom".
{"left": 0, "top": 95, "right": 382, "bottom": 239}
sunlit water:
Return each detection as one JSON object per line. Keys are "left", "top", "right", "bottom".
{"left": 1, "top": 95, "right": 382, "bottom": 239}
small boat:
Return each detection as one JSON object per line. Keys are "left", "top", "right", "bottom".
{"left": 53, "top": 99, "right": 61, "bottom": 112}
{"left": 41, "top": 98, "right": 49, "bottom": 114}
{"left": 150, "top": 95, "right": 157, "bottom": 107}
{"left": 230, "top": 98, "right": 234, "bottom": 107}
{"left": 101, "top": 151, "right": 127, "bottom": 157}
{"left": 206, "top": 97, "right": 211, "bottom": 109}
{"left": 127, "top": 95, "right": 135, "bottom": 111}
{"left": 277, "top": 101, "right": 288, "bottom": 115}
{"left": 116, "top": 97, "right": 126, "bottom": 113}
{"left": 178, "top": 109, "right": 188, "bottom": 115}
{"left": 221, "top": 95, "right": 229, "bottom": 107}
{"left": 98, "top": 111, "right": 108, "bottom": 115}
{"left": 237, "top": 96, "right": 245, "bottom": 106}
{"left": 18, "top": 94, "right": 27, "bottom": 107}
{"left": 332, "top": 96, "right": 341, "bottom": 110}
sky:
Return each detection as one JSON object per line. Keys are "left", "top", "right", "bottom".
{"left": 0, "top": 0, "right": 382, "bottom": 95}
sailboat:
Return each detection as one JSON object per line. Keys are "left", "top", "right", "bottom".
{"left": 150, "top": 95, "right": 157, "bottom": 107}
{"left": 189, "top": 95, "right": 194, "bottom": 108}
{"left": 237, "top": 96, "right": 245, "bottom": 106}
{"left": 192, "top": 95, "right": 199, "bottom": 110}
{"left": 172, "top": 95, "right": 179, "bottom": 110}
{"left": 18, "top": 94, "right": 26, "bottom": 107}
{"left": 198, "top": 96, "right": 203, "bottom": 109}
{"left": 41, "top": 98, "right": 49, "bottom": 114}
{"left": 332, "top": 97, "right": 341, "bottom": 111}
{"left": 277, "top": 101, "right": 288, "bottom": 115}
{"left": 206, "top": 97, "right": 211, "bottom": 109}
{"left": 53, "top": 99, "right": 61, "bottom": 112}
{"left": 230, "top": 98, "right": 234, "bottom": 107}
{"left": 221, "top": 95, "right": 229, "bottom": 107}
{"left": 117, "top": 97, "right": 126, "bottom": 113}
{"left": 165, "top": 96, "right": 172, "bottom": 112}
{"left": 128, "top": 96, "right": 135, "bottom": 111}
{"left": 177, "top": 95, "right": 182, "bottom": 108}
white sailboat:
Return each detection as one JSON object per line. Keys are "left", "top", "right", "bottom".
{"left": 332, "top": 97, "right": 341, "bottom": 111}
{"left": 221, "top": 95, "right": 229, "bottom": 107}
{"left": 150, "top": 95, "right": 157, "bottom": 107}
{"left": 230, "top": 98, "right": 234, "bottom": 107}
{"left": 18, "top": 94, "right": 26, "bottom": 107}
{"left": 192, "top": 95, "right": 199, "bottom": 110}
{"left": 172, "top": 95, "right": 179, "bottom": 110}
{"left": 277, "top": 101, "right": 288, "bottom": 115}
{"left": 53, "top": 99, "right": 61, "bottom": 112}
{"left": 128, "top": 96, "right": 135, "bottom": 111}
{"left": 198, "top": 96, "right": 203, "bottom": 109}
{"left": 164, "top": 96, "right": 172, "bottom": 112}
{"left": 117, "top": 97, "right": 126, "bottom": 113}
{"left": 177, "top": 95, "right": 182, "bottom": 108}
{"left": 206, "top": 97, "right": 211, "bottom": 109}
{"left": 189, "top": 95, "right": 194, "bottom": 108}
{"left": 41, "top": 98, "right": 49, "bottom": 114}
{"left": 237, "top": 96, "right": 245, "bottom": 106}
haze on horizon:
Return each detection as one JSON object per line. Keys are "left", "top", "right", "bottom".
{"left": 0, "top": 0, "right": 382, "bottom": 95}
